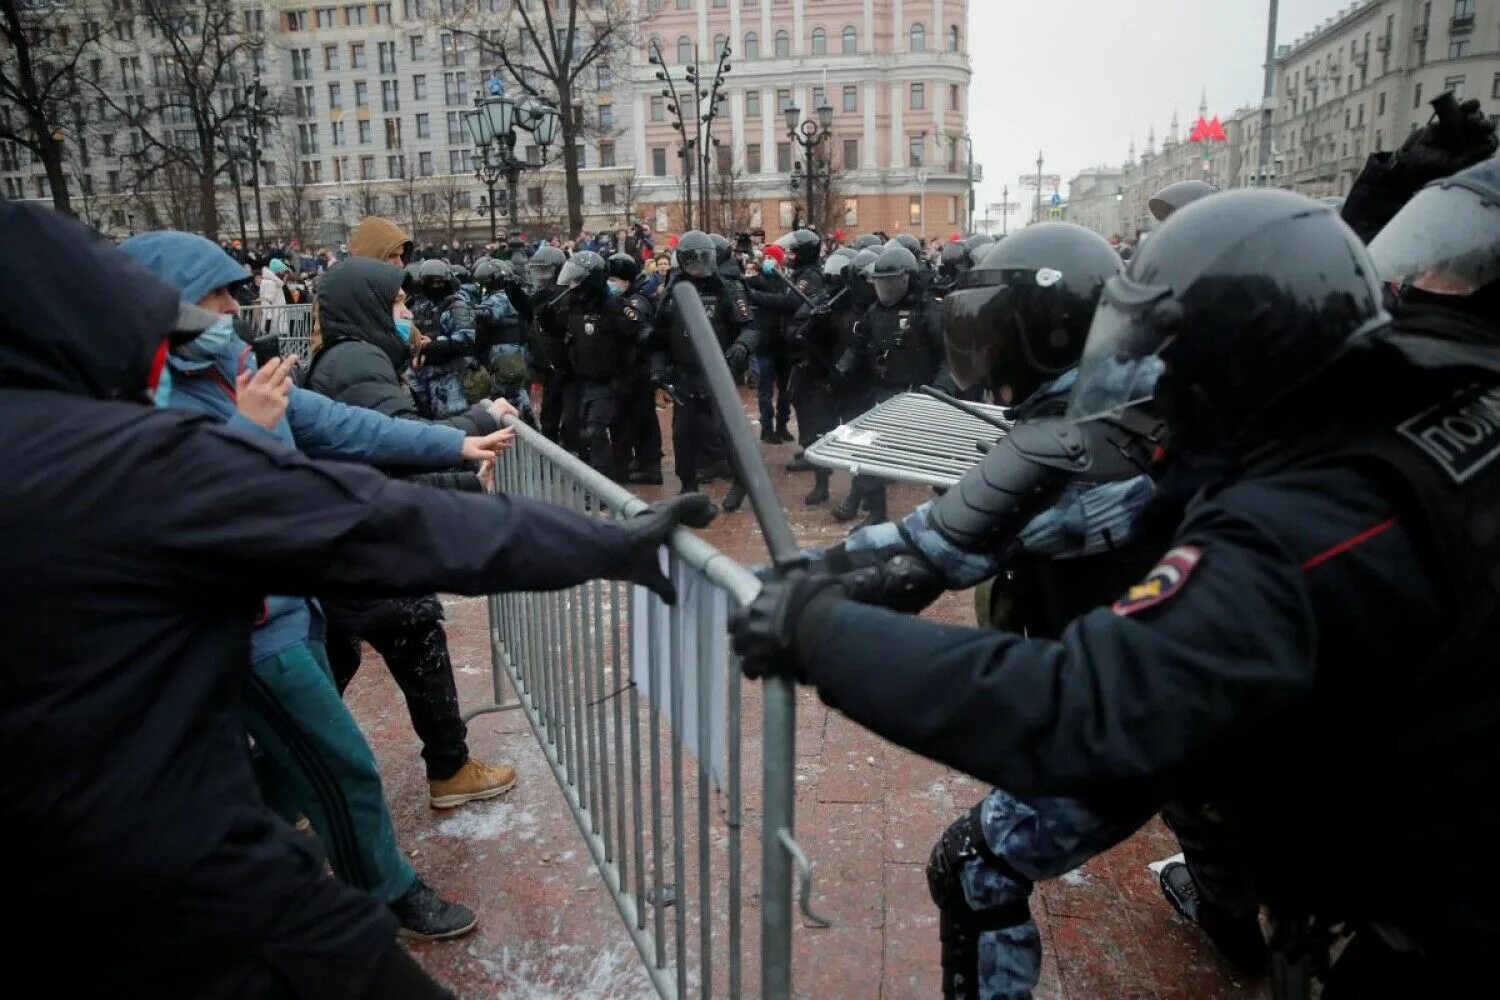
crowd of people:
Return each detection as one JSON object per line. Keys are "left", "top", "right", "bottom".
{"left": 6, "top": 86, "right": 1500, "bottom": 999}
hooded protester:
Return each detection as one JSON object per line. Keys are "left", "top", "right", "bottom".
{"left": 121, "top": 229, "right": 515, "bottom": 940}
{"left": 303, "top": 257, "right": 536, "bottom": 809}
{"left": 0, "top": 201, "right": 712, "bottom": 997}
{"left": 350, "top": 216, "right": 416, "bottom": 267}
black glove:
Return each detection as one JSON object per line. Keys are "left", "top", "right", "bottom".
{"left": 724, "top": 340, "right": 751, "bottom": 376}
{"left": 730, "top": 572, "right": 849, "bottom": 681}
{"left": 1394, "top": 96, "right": 1498, "bottom": 187}
{"left": 617, "top": 494, "right": 718, "bottom": 604}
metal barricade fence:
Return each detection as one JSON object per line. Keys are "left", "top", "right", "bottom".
{"left": 470, "top": 418, "right": 815, "bottom": 999}
{"left": 239, "top": 303, "right": 315, "bottom": 359}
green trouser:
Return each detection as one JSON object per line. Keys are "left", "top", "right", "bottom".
{"left": 244, "top": 640, "right": 417, "bottom": 905}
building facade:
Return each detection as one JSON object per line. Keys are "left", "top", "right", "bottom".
{"left": 1063, "top": 0, "right": 1500, "bottom": 241}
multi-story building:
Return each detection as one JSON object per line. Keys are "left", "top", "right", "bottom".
{"left": 1, "top": 0, "right": 971, "bottom": 245}
{"left": 628, "top": 0, "right": 974, "bottom": 239}
{"left": 1063, "top": 0, "right": 1500, "bottom": 241}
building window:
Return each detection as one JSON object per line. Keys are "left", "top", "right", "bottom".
{"left": 1450, "top": 39, "right": 1470, "bottom": 59}
{"left": 910, "top": 83, "right": 924, "bottom": 111}
{"left": 652, "top": 147, "right": 667, "bottom": 176}
{"left": 910, "top": 23, "right": 926, "bottom": 53}
{"left": 1445, "top": 74, "right": 1467, "bottom": 99}
{"left": 777, "top": 88, "right": 792, "bottom": 112}
{"left": 776, "top": 142, "right": 791, "bottom": 173}
{"left": 379, "top": 41, "right": 397, "bottom": 74}
{"left": 677, "top": 36, "right": 693, "bottom": 64}
{"left": 676, "top": 0, "right": 690, "bottom": 8}
{"left": 843, "top": 138, "right": 859, "bottom": 168}
{"left": 410, "top": 35, "right": 425, "bottom": 61}
{"left": 354, "top": 80, "right": 368, "bottom": 106}
{"left": 811, "top": 27, "right": 826, "bottom": 55}
{"left": 843, "top": 85, "right": 857, "bottom": 112}
{"left": 358, "top": 120, "right": 372, "bottom": 144}
{"left": 1375, "top": 129, "right": 1383, "bottom": 151}
{"left": 351, "top": 43, "right": 366, "bottom": 69}
{"left": 1493, "top": 73, "right": 1500, "bottom": 99}
{"left": 746, "top": 143, "right": 761, "bottom": 173}
{"left": 360, "top": 155, "right": 375, "bottom": 180}
{"left": 286, "top": 10, "right": 306, "bottom": 32}
{"left": 597, "top": 63, "right": 612, "bottom": 90}
{"left": 1414, "top": 82, "right": 1423, "bottom": 108}
{"left": 345, "top": 4, "right": 366, "bottom": 26}
{"left": 909, "top": 134, "right": 924, "bottom": 166}
{"left": 446, "top": 111, "right": 464, "bottom": 143}
{"left": 322, "top": 45, "right": 339, "bottom": 71}
{"left": 594, "top": 140, "right": 613, "bottom": 167}
{"left": 315, "top": 8, "right": 334, "bottom": 28}
{"left": 328, "top": 83, "right": 342, "bottom": 109}
{"left": 413, "top": 74, "right": 428, "bottom": 100}
{"left": 779, "top": 200, "right": 795, "bottom": 227}
{"left": 842, "top": 26, "right": 857, "bottom": 54}
{"left": 775, "top": 29, "right": 790, "bottom": 58}
{"left": 651, "top": 96, "right": 664, "bottom": 121}
{"left": 598, "top": 103, "right": 614, "bottom": 127}
{"left": 747, "top": 91, "right": 761, "bottom": 116}
{"left": 949, "top": 85, "right": 960, "bottom": 111}
{"left": 812, "top": 86, "right": 826, "bottom": 110}
{"left": 1378, "top": 91, "right": 1386, "bottom": 114}
{"left": 389, "top": 154, "right": 403, "bottom": 176}
{"left": 382, "top": 80, "right": 400, "bottom": 111}
{"left": 744, "top": 32, "right": 759, "bottom": 59}
{"left": 331, "top": 120, "right": 346, "bottom": 145}
{"left": 949, "top": 24, "right": 960, "bottom": 52}
{"left": 601, "top": 184, "right": 617, "bottom": 205}
{"left": 909, "top": 195, "right": 922, "bottom": 225}
{"left": 416, "top": 112, "right": 430, "bottom": 138}
{"left": 716, "top": 146, "right": 732, "bottom": 173}
{"left": 419, "top": 151, "right": 433, "bottom": 175}
{"left": 1455, "top": 0, "right": 1475, "bottom": 17}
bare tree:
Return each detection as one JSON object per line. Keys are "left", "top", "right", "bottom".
{"left": 806, "top": 147, "right": 853, "bottom": 237}
{"left": 515, "top": 171, "right": 566, "bottom": 240}
{"left": 127, "top": 157, "right": 203, "bottom": 233}
{"left": 0, "top": 0, "right": 110, "bottom": 213}
{"left": 430, "top": 171, "right": 471, "bottom": 247}
{"left": 711, "top": 159, "right": 754, "bottom": 236}
{"left": 93, "top": 0, "right": 267, "bottom": 238}
{"left": 396, "top": 160, "right": 428, "bottom": 246}
{"left": 616, "top": 168, "right": 644, "bottom": 227}
{"left": 441, "top": 0, "right": 649, "bottom": 236}
{"left": 269, "top": 138, "right": 314, "bottom": 248}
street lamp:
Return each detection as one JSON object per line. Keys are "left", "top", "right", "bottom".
{"left": 650, "top": 38, "right": 732, "bottom": 231}
{"left": 243, "top": 68, "right": 269, "bottom": 245}
{"left": 785, "top": 101, "right": 835, "bottom": 231}
{"left": 464, "top": 86, "right": 559, "bottom": 241}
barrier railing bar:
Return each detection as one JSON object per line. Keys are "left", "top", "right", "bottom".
{"left": 629, "top": 579, "right": 648, "bottom": 932}
{"left": 610, "top": 571, "right": 627, "bottom": 872}
{"left": 669, "top": 553, "right": 689, "bottom": 997}
{"left": 648, "top": 592, "right": 667, "bottom": 968}
{"left": 728, "top": 647, "right": 744, "bottom": 1000}
{"left": 566, "top": 481, "right": 586, "bottom": 799}
{"left": 696, "top": 603, "right": 715, "bottom": 1000}
{"left": 591, "top": 572, "right": 610, "bottom": 847}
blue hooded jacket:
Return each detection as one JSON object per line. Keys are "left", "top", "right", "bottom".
{"left": 121, "top": 231, "right": 470, "bottom": 660}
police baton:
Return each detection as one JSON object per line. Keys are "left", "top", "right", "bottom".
{"left": 667, "top": 281, "right": 826, "bottom": 999}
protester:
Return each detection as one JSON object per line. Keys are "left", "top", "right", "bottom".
{"left": 351, "top": 216, "right": 416, "bottom": 267}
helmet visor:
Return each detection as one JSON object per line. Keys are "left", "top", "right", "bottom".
{"left": 1369, "top": 182, "right": 1500, "bottom": 296}
{"left": 679, "top": 247, "right": 715, "bottom": 279}
{"left": 1065, "top": 276, "right": 1169, "bottom": 419}
{"left": 556, "top": 258, "right": 591, "bottom": 287}
{"left": 942, "top": 285, "right": 1006, "bottom": 390}
{"left": 872, "top": 272, "right": 910, "bottom": 307}
{"left": 527, "top": 263, "right": 556, "bottom": 286}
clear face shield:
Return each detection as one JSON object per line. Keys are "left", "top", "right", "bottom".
{"left": 872, "top": 272, "right": 910, "bottom": 307}
{"left": 1368, "top": 181, "right": 1500, "bottom": 297}
{"left": 527, "top": 263, "right": 556, "bottom": 287}
{"left": 1065, "top": 275, "right": 1169, "bottom": 420}
{"left": 679, "top": 247, "right": 715, "bottom": 279}
{"left": 555, "top": 258, "right": 590, "bottom": 288}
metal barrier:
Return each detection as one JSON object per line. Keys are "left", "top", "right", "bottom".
{"left": 240, "top": 303, "right": 314, "bottom": 359}
{"left": 476, "top": 418, "right": 816, "bottom": 998}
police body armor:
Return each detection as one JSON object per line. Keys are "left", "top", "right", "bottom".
{"left": 411, "top": 296, "right": 440, "bottom": 338}
{"left": 476, "top": 291, "right": 527, "bottom": 386}
{"left": 532, "top": 286, "right": 571, "bottom": 375}
{"left": 569, "top": 305, "right": 628, "bottom": 382}
{"left": 669, "top": 277, "right": 731, "bottom": 392}
{"left": 868, "top": 303, "right": 937, "bottom": 389}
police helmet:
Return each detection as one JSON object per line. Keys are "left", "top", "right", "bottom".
{"left": 451, "top": 263, "right": 471, "bottom": 283}
{"left": 607, "top": 252, "right": 641, "bottom": 284}
{"left": 938, "top": 241, "right": 973, "bottom": 281}
{"left": 943, "top": 223, "right": 1122, "bottom": 400}
{"left": 887, "top": 233, "right": 923, "bottom": 258}
{"left": 822, "top": 253, "right": 851, "bottom": 287}
{"left": 676, "top": 230, "right": 717, "bottom": 279}
{"left": 556, "top": 250, "right": 608, "bottom": 298}
{"left": 850, "top": 247, "right": 881, "bottom": 276}
{"left": 526, "top": 244, "right": 565, "bottom": 286}
{"left": 418, "top": 257, "right": 456, "bottom": 293}
{"left": 869, "top": 245, "right": 918, "bottom": 307}
{"left": 473, "top": 257, "right": 511, "bottom": 292}
{"left": 965, "top": 233, "right": 995, "bottom": 254}
{"left": 1369, "top": 155, "right": 1500, "bottom": 305}
{"left": 1070, "top": 189, "right": 1388, "bottom": 449}
{"left": 1147, "top": 179, "right": 1218, "bottom": 222}
{"left": 853, "top": 233, "right": 884, "bottom": 251}
{"left": 829, "top": 246, "right": 857, "bottom": 263}
{"left": 709, "top": 233, "right": 733, "bottom": 266}
{"left": 403, "top": 261, "right": 424, "bottom": 291}
{"left": 788, "top": 229, "right": 822, "bottom": 268}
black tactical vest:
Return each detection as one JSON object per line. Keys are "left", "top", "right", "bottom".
{"left": 569, "top": 307, "right": 626, "bottom": 381}
{"left": 868, "top": 302, "right": 936, "bottom": 388}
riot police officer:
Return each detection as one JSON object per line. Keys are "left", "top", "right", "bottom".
{"left": 734, "top": 188, "right": 1500, "bottom": 998}
{"left": 748, "top": 229, "right": 824, "bottom": 448}
{"left": 451, "top": 263, "right": 479, "bottom": 303}
{"left": 785, "top": 252, "right": 862, "bottom": 505}
{"left": 557, "top": 251, "right": 641, "bottom": 482}
{"left": 503, "top": 244, "right": 573, "bottom": 446}
{"left": 833, "top": 244, "right": 943, "bottom": 528}
{"left": 1147, "top": 178, "right": 1218, "bottom": 222}
{"left": 472, "top": 257, "right": 534, "bottom": 425}
{"left": 933, "top": 241, "right": 973, "bottom": 298}
{"left": 650, "top": 230, "right": 757, "bottom": 506}
{"left": 410, "top": 258, "right": 477, "bottom": 419}
{"left": 608, "top": 252, "right": 663, "bottom": 485}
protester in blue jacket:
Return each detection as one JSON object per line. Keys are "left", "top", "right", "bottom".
{"left": 122, "top": 229, "right": 515, "bottom": 940}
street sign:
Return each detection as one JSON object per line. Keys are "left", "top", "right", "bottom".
{"left": 1019, "top": 174, "right": 1062, "bottom": 190}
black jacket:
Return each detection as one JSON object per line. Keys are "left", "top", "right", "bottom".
{"left": 0, "top": 204, "right": 642, "bottom": 995}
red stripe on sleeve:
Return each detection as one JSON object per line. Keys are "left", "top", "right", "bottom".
{"left": 1301, "top": 516, "right": 1399, "bottom": 572}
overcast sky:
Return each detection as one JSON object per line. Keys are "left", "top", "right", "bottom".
{"left": 969, "top": 0, "right": 1355, "bottom": 226}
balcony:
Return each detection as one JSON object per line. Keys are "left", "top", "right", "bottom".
{"left": 1450, "top": 14, "right": 1475, "bottom": 34}
{"left": 1413, "top": 24, "right": 1429, "bottom": 42}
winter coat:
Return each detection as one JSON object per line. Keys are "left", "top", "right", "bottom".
{"left": 349, "top": 215, "right": 414, "bottom": 263}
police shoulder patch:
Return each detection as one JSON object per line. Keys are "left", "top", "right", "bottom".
{"left": 624, "top": 306, "right": 639, "bottom": 321}
{"left": 736, "top": 298, "right": 751, "bottom": 318}
{"left": 796, "top": 278, "right": 810, "bottom": 293}
{"left": 1111, "top": 545, "right": 1202, "bottom": 617}
{"left": 1397, "top": 382, "right": 1500, "bottom": 484}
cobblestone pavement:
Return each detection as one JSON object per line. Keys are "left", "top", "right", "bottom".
{"left": 346, "top": 391, "right": 1269, "bottom": 999}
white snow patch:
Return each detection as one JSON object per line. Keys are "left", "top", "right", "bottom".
{"left": 467, "top": 940, "right": 655, "bottom": 1000}
{"left": 422, "top": 801, "right": 540, "bottom": 843}
{"left": 1059, "top": 869, "right": 1091, "bottom": 887}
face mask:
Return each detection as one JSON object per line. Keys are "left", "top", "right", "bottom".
{"left": 761, "top": 259, "right": 777, "bottom": 275}
{"left": 173, "top": 315, "right": 238, "bottom": 363}
{"left": 607, "top": 279, "right": 627, "bottom": 296}
{"left": 152, "top": 366, "right": 173, "bottom": 408}
{"left": 394, "top": 317, "right": 413, "bottom": 342}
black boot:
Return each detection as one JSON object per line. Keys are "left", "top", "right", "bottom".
{"left": 1160, "top": 863, "right": 1268, "bottom": 977}
{"left": 851, "top": 487, "right": 887, "bottom": 532}
{"left": 786, "top": 451, "right": 813, "bottom": 472}
{"left": 773, "top": 423, "right": 794, "bottom": 443}
{"left": 722, "top": 481, "right": 747, "bottom": 512}
{"left": 760, "top": 424, "right": 777, "bottom": 443}
{"left": 804, "top": 470, "right": 830, "bottom": 506}
{"left": 831, "top": 488, "right": 863, "bottom": 522}
{"left": 630, "top": 467, "right": 664, "bottom": 485}
{"left": 700, "top": 459, "right": 732, "bottom": 481}
{"left": 390, "top": 877, "right": 478, "bottom": 940}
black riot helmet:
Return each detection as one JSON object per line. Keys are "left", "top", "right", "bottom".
{"left": 556, "top": 250, "right": 608, "bottom": 299}
{"left": 938, "top": 241, "right": 974, "bottom": 281}
{"left": 403, "top": 261, "right": 424, "bottom": 294}
{"left": 472, "top": 257, "right": 512, "bottom": 293}
{"left": 965, "top": 233, "right": 995, "bottom": 254}
{"left": 944, "top": 222, "right": 1122, "bottom": 399}
{"left": 847, "top": 248, "right": 881, "bottom": 308}
{"left": 451, "top": 263, "right": 471, "bottom": 284}
{"left": 418, "top": 257, "right": 456, "bottom": 295}
{"left": 1069, "top": 189, "right": 1389, "bottom": 450}
{"left": 887, "top": 233, "right": 922, "bottom": 258}
{"left": 869, "top": 245, "right": 919, "bottom": 307}
{"left": 526, "top": 244, "right": 565, "bottom": 287}
{"left": 607, "top": 251, "right": 641, "bottom": 284}
{"left": 676, "top": 230, "right": 717, "bottom": 279}
{"left": 788, "top": 228, "right": 822, "bottom": 268}
{"left": 1369, "top": 155, "right": 1500, "bottom": 314}
{"left": 822, "top": 252, "right": 851, "bottom": 291}
{"left": 710, "top": 232, "right": 733, "bottom": 266}
{"left": 853, "top": 233, "right": 884, "bottom": 251}
{"left": 1147, "top": 179, "right": 1218, "bottom": 222}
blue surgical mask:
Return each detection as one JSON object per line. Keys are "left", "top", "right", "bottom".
{"left": 606, "top": 281, "right": 624, "bottom": 297}
{"left": 152, "top": 366, "right": 173, "bottom": 408}
{"left": 394, "top": 317, "right": 413, "bottom": 342}
{"left": 173, "top": 315, "right": 238, "bottom": 363}
{"left": 761, "top": 259, "right": 777, "bottom": 275}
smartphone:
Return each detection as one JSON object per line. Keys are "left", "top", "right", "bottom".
{"left": 252, "top": 335, "right": 281, "bottom": 368}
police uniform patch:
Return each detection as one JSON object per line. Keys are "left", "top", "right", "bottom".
{"left": 584, "top": 322, "right": 595, "bottom": 335}
{"left": 736, "top": 298, "right": 751, "bottom": 319}
{"left": 1397, "top": 382, "right": 1500, "bottom": 484}
{"left": 797, "top": 278, "right": 810, "bottom": 293}
{"left": 1111, "top": 546, "right": 1202, "bottom": 616}
{"left": 625, "top": 306, "right": 639, "bottom": 321}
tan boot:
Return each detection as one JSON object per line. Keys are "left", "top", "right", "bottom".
{"left": 428, "top": 758, "right": 518, "bottom": 809}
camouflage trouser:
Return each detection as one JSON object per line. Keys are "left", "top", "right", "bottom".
{"left": 937, "top": 788, "right": 1152, "bottom": 999}
{"left": 411, "top": 361, "right": 473, "bottom": 420}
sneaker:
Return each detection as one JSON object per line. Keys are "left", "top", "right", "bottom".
{"left": 429, "top": 758, "right": 518, "bottom": 810}
{"left": 722, "top": 483, "right": 747, "bottom": 512}
{"left": 391, "top": 877, "right": 478, "bottom": 941}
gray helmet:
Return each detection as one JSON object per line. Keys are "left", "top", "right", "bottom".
{"left": 887, "top": 233, "right": 923, "bottom": 257}
{"left": 853, "top": 233, "right": 884, "bottom": 250}
{"left": 676, "top": 230, "right": 717, "bottom": 279}
{"left": 788, "top": 228, "right": 822, "bottom": 268}
{"left": 822, "top": 254, "right": 851, "bottom": 280}
{"left": 850, "top": 247, "right": 881, "bottom": 276}
{"left": 473, "top": 257, "right": 512, "bottom": 291}
{"left": 966, "top": 233, "right": 995, "bottom": 253}
{"left": 1147, "top": 179, "right": 1218, "bottom": 222}
{"left": 709, "top": 232, "right": 732, "bottom": 266}
{"left": 526, "top": 244, "right": 565, "bottom": 286}
{"left": 829, "top": 246, "right": 857, "bottom": 262}
{"left": 870, "top": 245, "right": 918, "bottom": 307}
{"left": 1369, "top": 155, "right": 1500, "bottom": 299}
{"left": 418, "top": 257, "right": 455, "bottom": 294}
{"left": 556, "top": 250, "right": 608, "bottom": 296}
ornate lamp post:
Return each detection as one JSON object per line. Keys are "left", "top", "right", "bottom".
{"left": 464, "top": 85, "right": 560, "bottom": 241}
{"left": 649, "top": 39, "right": 732, "bottom": 231}
{"left": 784, "top": 101, "right": 834, "bottom": 231}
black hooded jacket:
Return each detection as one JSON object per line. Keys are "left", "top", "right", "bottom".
{"left": 0, "top": 204, "right": 642, "bottom": 996}
{"left": 306, "top": 257, "right": 499, "bottom": 438}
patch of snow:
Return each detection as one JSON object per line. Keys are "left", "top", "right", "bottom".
{"left": 1059, "top": 869, "right": 1091, "bottom": 887}
{"left": 467, "top": 940, "right": 656, "bottom": 1000}
{"left": 422, "top": 802, "right": 541, "bottom": 843}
